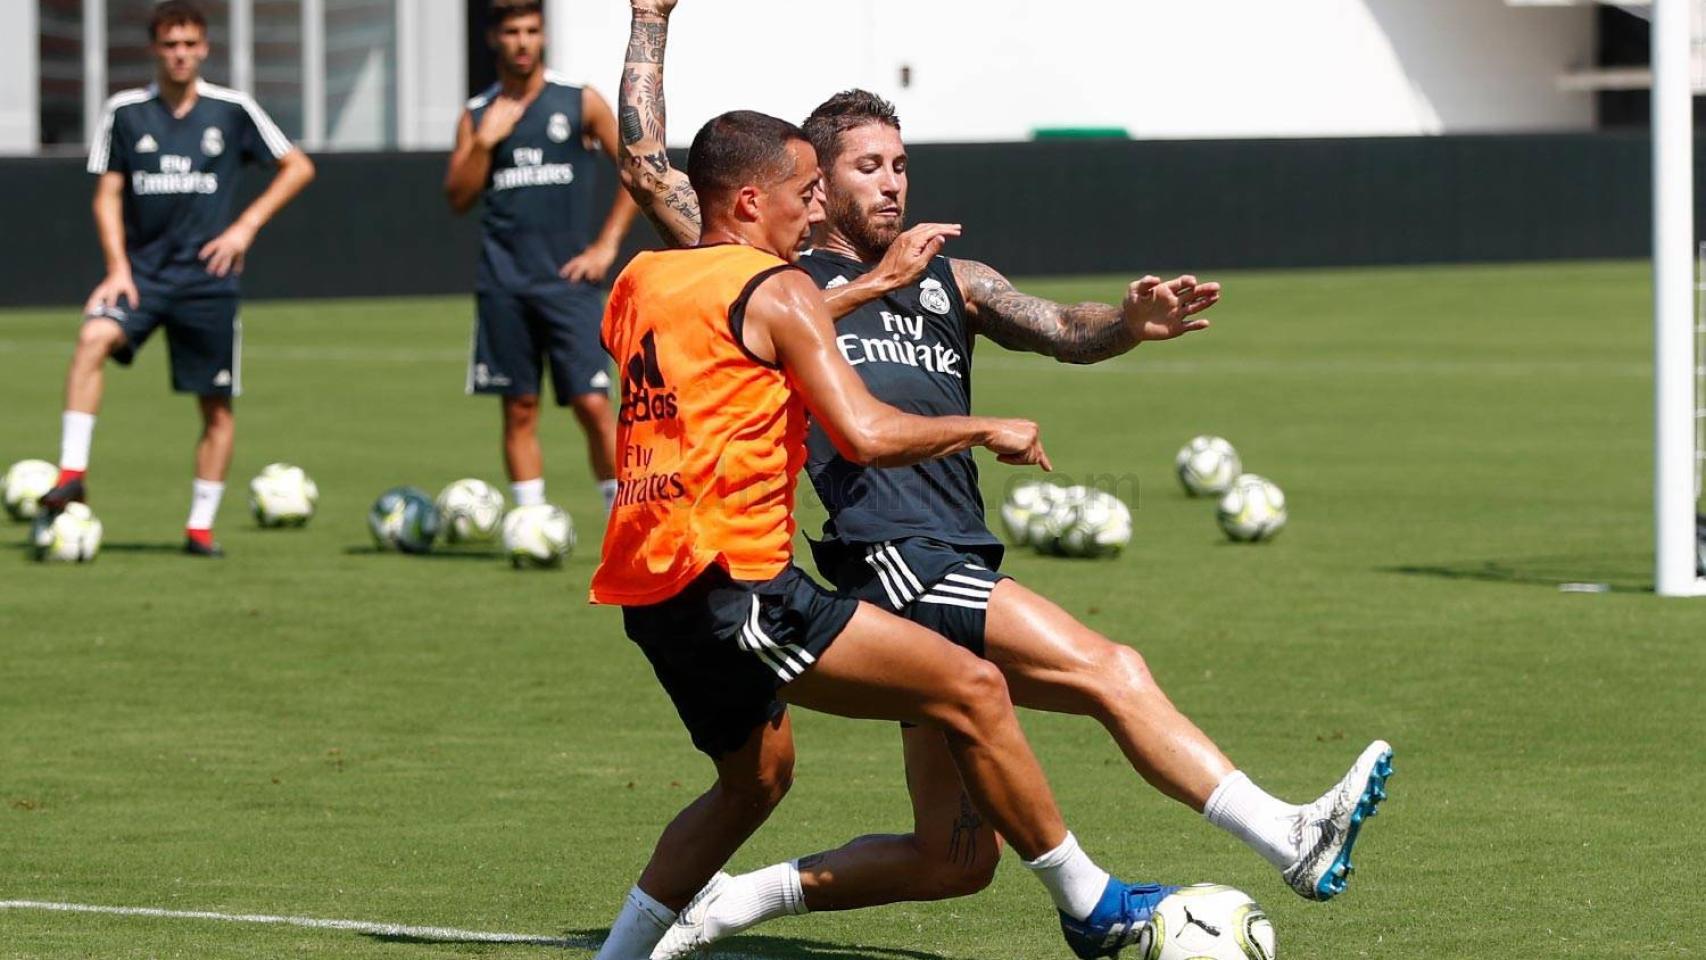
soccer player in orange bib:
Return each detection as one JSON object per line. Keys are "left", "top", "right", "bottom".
{"left": 589, "top": 111, "right": 1171, "bottom": 960}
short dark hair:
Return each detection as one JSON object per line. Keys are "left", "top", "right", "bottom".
{"left": 687, "top": 110, "right": 810, "bottom": 208}
{"left": 489, "top": 0, "right": 543, "bottom": 25}
{"left": 149, "top": 0, "right": 206, "bottom": 41}
{"left": 803, "top": 90, "right": 901, "bottom": 167}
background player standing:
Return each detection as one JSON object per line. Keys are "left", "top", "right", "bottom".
{"left": 40, "top": 0, "right": 315, "bottom": 557}
{"left": 445, "top": 0, "right": 640, "bottom": 515}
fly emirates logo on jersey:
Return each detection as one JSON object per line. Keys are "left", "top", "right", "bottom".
{"left": 492, "top": 146, "right": 575, "bottom": 192}
{"left": 131, "top": 154, "right": 218, "bottom": 195}
{"left": 615, "top": 331, "right": 686, "bottom": 508}
{"left": 837, "top": 309, "right": 963, "bottom": 379}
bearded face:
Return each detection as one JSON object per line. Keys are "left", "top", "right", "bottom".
{"left": 821, "top": 122, "right": 908, "bottom": 261}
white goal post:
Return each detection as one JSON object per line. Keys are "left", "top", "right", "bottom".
{"left": 1653, "top": 0, "right": 1701, "bottom": 596}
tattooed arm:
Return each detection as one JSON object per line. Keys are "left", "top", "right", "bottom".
{"left": 952, "top": 259, "right": 1221, "bottom": 364}
{"left": 618, "top": 0, "right": 700, "bottom": 247}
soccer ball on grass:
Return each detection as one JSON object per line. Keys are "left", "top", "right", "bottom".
{"left": 3, "top": 459, "right": 58, "bottom": 521}
{"left": 1056, "top": 490, "right": 1133, "bottom": 558}
{"left": 436, "top": 478, "right": 506, "bottom": 544}
{"left": 502, "top": 504, "right": 574, "bottom": 568}
{"left": 368, "top": 486, "right": 441, "bottom": 554}
{"left": 1140, "top": 884, "right": 1275, "bottom": 960}
{"left": 1216, "top": 474, "right": 1287, "bottom": 543}
{"left": 32, "top": 501, "right": 103, "bottom": 563}
{"left": 249, "top": 462, "right": 318, "bottom": 527}
{"left": 999, "top": 480, "right": 1065, "bottom": 547}
{"left": 1175, "top": 436, "right": 1241, "bottom": 497}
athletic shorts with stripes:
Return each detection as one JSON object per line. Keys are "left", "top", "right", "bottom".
{"left": 621, "top": 563, "right": 859, "bottom": 759}
{"left": 810, "top": 536, "right": 1010, "bottom": 658}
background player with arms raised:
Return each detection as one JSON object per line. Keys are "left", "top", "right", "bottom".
{"left": 445, "top": 0, "right": 640, "bottom": 515}
{"left": 618, "top": 5, "right": 1395, "bottom": 958}
{"left": 40, "top": 0, "right": 315, "bottom": 557}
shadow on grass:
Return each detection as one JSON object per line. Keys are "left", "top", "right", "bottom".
{"left": 342, "top": 545, "right": 502, "bottom": 562}
{"left": 1382, "top": 552, "right": 1653, "bottom": 594}
{"left": 363, "top": 928, "right": 952, "bottom": 960}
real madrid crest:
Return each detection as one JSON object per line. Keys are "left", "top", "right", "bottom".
{"left": 201, "top": 126, "right": 224, "bottom": 157}
{"left": 919, "top": 277, "right": 951, "bottom": 316}
{"left": 547, "top": 112, "right": 570, "bottom": 143}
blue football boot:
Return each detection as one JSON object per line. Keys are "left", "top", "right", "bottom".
{"left": 1059, "top": 878, "right": 1180, "bottom": 959}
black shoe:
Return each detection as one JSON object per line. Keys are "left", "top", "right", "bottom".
{"left": 38, "top": 476, "right": 86, "bottom": 515}
{"left": 183, "top": 536, "right": 225, "bottom": 558}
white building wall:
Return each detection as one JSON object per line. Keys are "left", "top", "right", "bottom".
{"left": 1, "top": 0, "right": 40, "bottom": 153}
{"left": 553, "top": 0, "right": 1597, "bottom": 144}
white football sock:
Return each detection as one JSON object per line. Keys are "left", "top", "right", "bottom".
{"left": 186, "top": 478, "right": 225, "bottom": 531}
{"left": 1022, "top": 831, "right": 1110, "bottom": 921}
{"left": 512, "top": 478, "right": 545, "bottom": 507}
{"left": 600, "top": 479, "right": 619, "bottom": 513}
{"left": 702, "top": 861, "right": 806, "bottom": 942}
{"left": 1204, "top": 770, "right": 1300, "bottom": 869}
{"left": 60, "top": 411, "right": 95, "bottom": 472}
{"left": 593, "top": 885, "right": 676, "bottom": 960}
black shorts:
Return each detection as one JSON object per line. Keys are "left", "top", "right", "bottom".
{"left": 469, "top": 284, "right": 609, "bottom": 405}
{"left": 623, "top": 564, "right": 859, "bottom": 759}
{"left": 93, "top": 295, "right": 241, "bottom": 397}
{"left": 811, "top": 537, "right": 1009, "bottom": 657}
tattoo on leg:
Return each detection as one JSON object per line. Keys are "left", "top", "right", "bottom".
{"left": 946, "top": 793, "right": 984, "bottom": 868}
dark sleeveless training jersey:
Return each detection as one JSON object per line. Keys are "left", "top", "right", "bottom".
{"left": 468, "top": 73, "right": 596, "bottom": 293}
{"left": 798, "top": 249, "right": 1000, "bottom": 550}
{"left": 86, "top": 79, "right": 293, "bottom": 297}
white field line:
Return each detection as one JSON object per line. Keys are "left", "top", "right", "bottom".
{"left": 0, "top": 899, "right": 581, "bottom": 947}
{"left": 0, "top": 338, "right": 1651, "bottom": 378}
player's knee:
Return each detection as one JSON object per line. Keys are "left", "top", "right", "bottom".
{"left": 568, "top": 392, "right": 613, "bottom": 427}
{"left": 1086, "top": 642, "right": 1156, "bottom": 717}
{"left": 916, "top": 843, "right": 999, "bottom": 900}
{"left": 720, "top": 748, "right": 795, "bottom": 814}
{"left": 75, "top": 322, "right": 122, "bottom": 358}
{"left": 935, "top": 658, "right": 1013, "bottom": 737}
{"left": 502, "top": 395, "right": 540, "bottom": 427}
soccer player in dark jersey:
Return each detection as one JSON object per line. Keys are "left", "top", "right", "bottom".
{"left": 445, "top": 0, "right": 640, "bottom": 515}
{"left": 618, "top": 5, "right": 1395, "bottom": 958}
{"left": 39, "top": 0, "right": 315, "bottom": 556}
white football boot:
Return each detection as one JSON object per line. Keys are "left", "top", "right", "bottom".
{"left": 1282, "top": 739, "right": 1394, "bottom": 901}
{"left": 649, "top": 871, "right": 731, "bottom": 960}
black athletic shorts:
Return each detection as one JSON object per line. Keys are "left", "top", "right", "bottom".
{"left": 93, "top": 294, "right": 241, "bottom": 397}
{"left": 469, "top": 283, "right": 609, "bottom": 405}
{"left": 810, "top": 536, "right": 1009, "bottom": 657}
{"left": 623, "top": 563, "right": 859, "bottom": 759}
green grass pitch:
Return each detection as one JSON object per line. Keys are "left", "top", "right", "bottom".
{"left": 1, "top": 261, "right": 1699, "bottom": 958}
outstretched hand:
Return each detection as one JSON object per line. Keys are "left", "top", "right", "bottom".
{"left": 1123, "top": 274, "right": 1220, "bottom": 342}
{"left": 872, "top": 222, "right": 961, "bottom": 290}
{"left": 985, "top": 418, "right": 1052, "bottom": 471}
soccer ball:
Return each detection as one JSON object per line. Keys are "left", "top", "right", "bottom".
{"left": 436, "top": 478, "right": 505, "bottom": 544}
{"left": 32, "top": 501, "right": 103, "bottom": 563}
{"left": 1216, "top": 474, "right": 1287, "bottom": 543}
{"left": 502, "top": 503, "right": 575, "bottom": 568}
{"left": 3, "top": 459, "right": 58, "bottom": 521}
{"left": 1175, "top": 436, "right": 1242, "bottom": 497}
{"left": 249, "top": 462, "right": 318, "bottom": 527}
{"left": 1025, "top": 485, "right": 1083, "bottom": 555}
{"left": 1140, "top": 884, "right": 1275, "bottom": 960}
{"left": 1000, "top": 480, "right": 1065, "bottom": 546}
{"left": 1057, "top": 490, "right": 1133, "bottom": 558}
{"left": 368, "top": 486, "right": 441, "bottom": 554}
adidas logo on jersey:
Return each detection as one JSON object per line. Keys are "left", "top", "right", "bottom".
{"left": 824, "top": 275, "right": 850, "bottom": 289}
{"left": 618, "top": 331, "right": 678, "bottom": 425}
{"left": 135, "top": 134, "right": 158, "bottom": 153}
